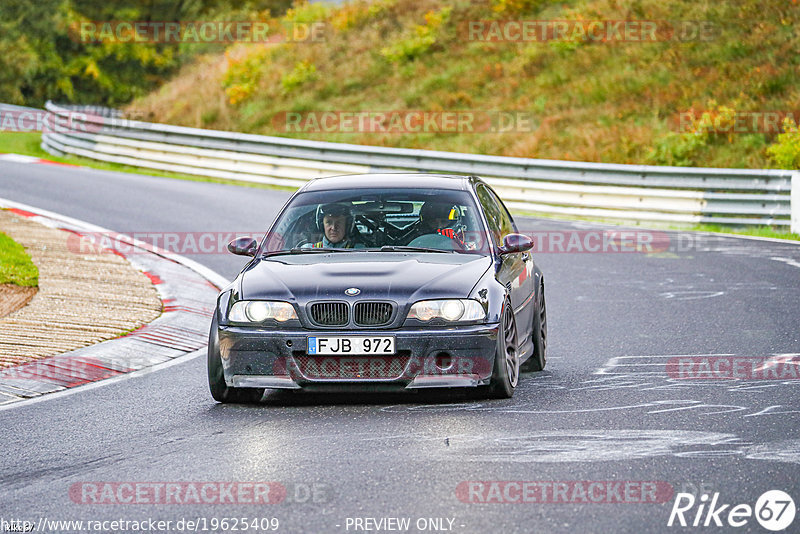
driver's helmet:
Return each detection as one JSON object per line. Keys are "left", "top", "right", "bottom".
{"left": 316, "top": 202, "right": 354, "bottom": 233}
{"left": 419, "top": 201, "right": 456, "bottom": 232}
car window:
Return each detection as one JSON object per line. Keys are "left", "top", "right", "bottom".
{"left": 262, "top": 188, "right": 491, "bottom": 254}
{"left": 476, "top": 184, "right": 503, "bottom": 246}
{"left": 487, "top": 186, "right": 517, "bottom": 237}
{"left": 476, "top": 184, "right": 517, "bottom": 248}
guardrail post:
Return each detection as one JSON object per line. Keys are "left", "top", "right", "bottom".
{"left": 793, "top": 173, "right": 800, "bottom": 234}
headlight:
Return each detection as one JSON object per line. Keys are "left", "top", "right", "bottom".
{"left": 229, "top": 300, "right": 298, "bottom": 323}
{"left": 408, "top": 299, "right": 485, "bottom": 322}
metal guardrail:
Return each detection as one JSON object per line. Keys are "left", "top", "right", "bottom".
{"left": 40, "top": 101, "right": 799, "bottom": 230}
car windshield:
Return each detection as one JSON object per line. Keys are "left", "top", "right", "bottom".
{"left": 261, "top": 187, "right": 491, "bottom": 255}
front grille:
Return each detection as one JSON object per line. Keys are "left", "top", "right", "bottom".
{"left": 354, "top": 302, "right": 393, "bottom": 326}
{"left": 293, "top": 354, "right": 411, "bottom": 380}
{"left": 310, "top": 302, "right": 348, "bottom": 326}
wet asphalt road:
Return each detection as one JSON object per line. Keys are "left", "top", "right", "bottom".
{"left": 1, "top": 161, "right": 799, "bottom": 533}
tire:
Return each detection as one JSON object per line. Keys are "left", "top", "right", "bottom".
{"left": 208, "top": 315, "right": 264, "bottom": 404}
{"left": 522, "top": 281, "right": 547, "bottom": 372}
{"left": 488, "top": 300, "right": 519, "bottom": 399}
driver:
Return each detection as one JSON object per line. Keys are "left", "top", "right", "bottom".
{"left": 418, "top": 201, "right": 455, "bottom": 235}
{"left": 310, "top": 203, "right": 361, "bottom": 249}
{"left": 419, "top": 201, "right": 465, "bottom": 242}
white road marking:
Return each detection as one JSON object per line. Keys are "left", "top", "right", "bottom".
{"left": 770, "top": 256, "right": 800, "bottom": 270}
{"left": 0, "top": 347, "right": 204, "bottom": 412}
{"left": 595, "top": 354, "right": 735, "bottom": 375}
{"left": 0, "top": 153, "right": 39, "bottom": 163}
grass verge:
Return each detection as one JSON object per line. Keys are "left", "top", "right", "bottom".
{"left": 0, "top": 230, "right": 39, "bottom": 287}
{"left": 691, "top": 224, "right": 800, "bottom": 242}
{"left": 514, "top": 209, "right": 800, "bottom": 242}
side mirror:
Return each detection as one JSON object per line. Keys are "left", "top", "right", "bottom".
{"left": 227, "top": 236, "right": 258, "bottom": 256}
{"left": 499, "top": 233, "right": 534, "bottom": 254}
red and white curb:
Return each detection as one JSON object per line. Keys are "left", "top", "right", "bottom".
{"left": 0, "top": 198, "right": 229, "bottom": 407}
{"left": 0, "top": 153, "right": 78, "bottom": 167}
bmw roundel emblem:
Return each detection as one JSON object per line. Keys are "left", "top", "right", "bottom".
{"left": 345, "top": 287, "right": 361, "bottom": 296}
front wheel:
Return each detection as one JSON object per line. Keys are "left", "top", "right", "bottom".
{"left": 487, "top": 300, "right": 519, "bottom": 399}
{"left": 208, "top": 315, "right": 264, "bottom": 404}
{"left": 522, "top": 281, "right": 547, "bottom": 372}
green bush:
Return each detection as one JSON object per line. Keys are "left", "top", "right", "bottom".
{"left": 331, "top": 0, "right": 396, "bottom": 32}
{"left": 647, "top": 131, "right": 708, "bottom": 167}
{"left": 0, "top": 0, "right": 293, "bottom": 107}
{"left": 647, "top": 102, "right": 740, "bottom": 166}
{"left": 283, "top": 1, "right": 331, "bottom": 24}
{"left": 767, "top": 118, "right": 800, "bottom": 170}
{"left": 490, "top": 0, "right": 547, "bottom": 14}
{"left": 223, "top": 47, "right": 274, "bottom": 105}
{"left": 281, "top": 60, "right": 318, "bottom": 92}
{"left": 380, "top": 7, "right": 451, "bottom": 63}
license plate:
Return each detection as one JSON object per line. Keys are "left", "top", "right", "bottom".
{"left": 307, "top": 336, "right": 395, "bottom": 355}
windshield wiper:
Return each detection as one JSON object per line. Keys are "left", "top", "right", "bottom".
{"left": 262, "top": 247, "right": 356, "bottom": 257}
{"left": 373, "top": 245, "right": 456, "bottom": 253}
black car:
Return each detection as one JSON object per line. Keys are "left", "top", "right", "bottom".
{"left": 208, "top": 173, "right": 547, "bottom": 402}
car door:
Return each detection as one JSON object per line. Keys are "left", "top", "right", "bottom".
{"left": 475, "top": 184, "right": 534, "bottom": 331}
{"left": 488, "top": 186, "right": 536, "bottom": 331}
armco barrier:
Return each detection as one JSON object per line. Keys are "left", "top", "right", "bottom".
{"left": 40, "top": 102, "right": 798, "bottom": 228}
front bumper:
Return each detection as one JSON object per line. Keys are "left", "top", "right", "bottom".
{"left": 218, "top": 324, "right": 499, "bottom": 390}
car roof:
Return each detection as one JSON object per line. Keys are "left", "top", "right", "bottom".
{"left": 301, "top": 173, "right": 477, "bottom": 192}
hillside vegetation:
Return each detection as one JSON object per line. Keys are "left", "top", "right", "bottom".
{"left": 128, "top": 0, "right": 799, "bottom": 168}
{"left": 0, "top": 0, "right": 291, "bottom": 107}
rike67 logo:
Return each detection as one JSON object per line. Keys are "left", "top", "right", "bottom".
{"left": 668, "top": 490, "right": 795, "bottom": 531}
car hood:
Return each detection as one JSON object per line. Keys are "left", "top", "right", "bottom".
{"left": 239, "top": 253, "right": 492, "bottom": 303}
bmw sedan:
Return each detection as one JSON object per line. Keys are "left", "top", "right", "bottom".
{"left": 208, "top": 173, "right": 546, "bottom": 402}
